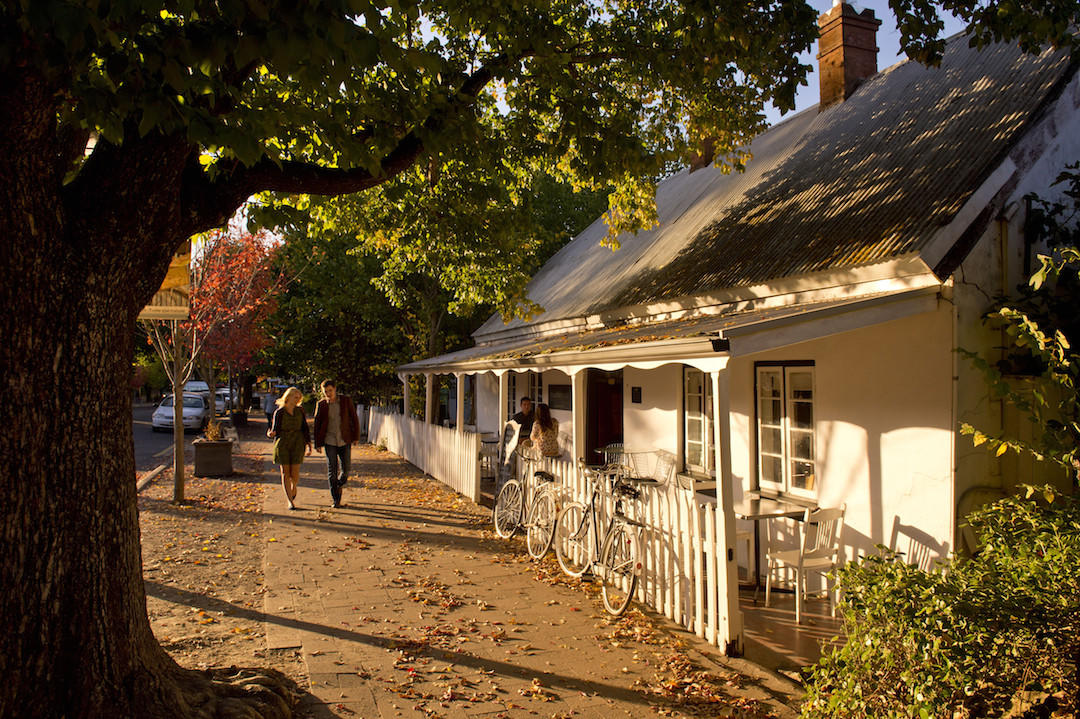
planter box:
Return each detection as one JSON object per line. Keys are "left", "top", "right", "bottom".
{"left": 193, "top": 439, "right": 233, "bottom": 477}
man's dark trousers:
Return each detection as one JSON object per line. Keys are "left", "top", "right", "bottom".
{"left": 325, "top": 443, "right": 350, "bottom": 505}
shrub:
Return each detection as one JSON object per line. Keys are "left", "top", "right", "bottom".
{"left": 802, "top": 487, "right": 1080, "bottom": 719}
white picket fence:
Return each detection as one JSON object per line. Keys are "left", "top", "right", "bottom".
{"left": 367, "top": 408, "right": 736, "bottom": 651}
{"left": 368, "top": 408, "right": 481, "bottom": 503}
{"left": 520, "top": 454, "right": 735, "bottom": 648}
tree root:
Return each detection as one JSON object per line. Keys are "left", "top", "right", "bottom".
{"left": 168, "top": 665, "right": 299, "bottom": 719}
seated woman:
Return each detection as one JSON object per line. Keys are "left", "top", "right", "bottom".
{"left": 529, "top": 403, "right": 561, "bottom": 458}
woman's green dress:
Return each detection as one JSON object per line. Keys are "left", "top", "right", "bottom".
{"left": 273, "top": 408, "right": 308, "bottom": 465}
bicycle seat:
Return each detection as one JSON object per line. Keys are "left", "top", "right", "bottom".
{"left": 614, "top": 483, "right": 641, "bottom": 500}
{"left": 533, "top": 470, "right": 555, "bottom": 483}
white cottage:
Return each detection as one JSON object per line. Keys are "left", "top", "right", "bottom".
{"left": 372, "top": 4, "right": 1080, "bottom": 655}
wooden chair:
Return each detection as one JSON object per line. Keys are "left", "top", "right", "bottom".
{"left": 764, "top": 504, "right": 846, "bottom": 623}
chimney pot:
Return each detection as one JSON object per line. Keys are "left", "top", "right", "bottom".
{"left": 817, "top": 2, "right": 881, "bottom": 110}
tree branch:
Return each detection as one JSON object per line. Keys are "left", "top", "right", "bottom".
{"left": 178, "top": 59, "right": 505, "bottom": 238}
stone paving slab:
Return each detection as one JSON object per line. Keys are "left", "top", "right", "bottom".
{"left": 259, "top": 444, "right": 800, "bottom": 719}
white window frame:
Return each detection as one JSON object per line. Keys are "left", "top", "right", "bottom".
{"left": 683, "top": 367, "right": 715, "bottom": 475}
{"left": 529, "top": 372, "right": 543, "bottom": 406}
{"left": 507, "top": 374, "right": 517, "bottom": 420}
{"left": 755, "top": 363, "right": 817, "bottom": 500}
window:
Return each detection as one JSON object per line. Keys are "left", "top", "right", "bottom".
{"left": 529, "top": 373, "right": 543, "bottom": 405}
{"left": 548, "top": 384, "right": 572, "bottom": 410}
{"left": 756, "top": 364, "right": 816, "bottom": 498}
{"left": 683, "top": 367, "right": 714, "bottom": 475}
{"left": 509, "top": 372, "right": 542, "bottom": 414}
{"left": 507, "top": 374, "right": 517, "bottom": 421}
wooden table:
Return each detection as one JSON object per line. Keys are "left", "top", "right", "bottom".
{"left": 733, "top": 494, "right": 813, "bottom": 595}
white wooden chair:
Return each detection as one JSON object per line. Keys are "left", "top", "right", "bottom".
{"left": 764, "top": 504, "right": 846, "bottom": 624}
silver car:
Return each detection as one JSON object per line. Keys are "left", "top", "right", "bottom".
{"left": 151, "top": 393, "right": 210, "bottom": 433}
{"left": 213, "top": 389, "right": 232, "bottom": 415}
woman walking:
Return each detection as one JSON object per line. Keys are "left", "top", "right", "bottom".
{"left": 529, "top": 403, "right": 561, "bottom": 457}
{"left": 267, "top": 386, "right": 311, "bottom": 509}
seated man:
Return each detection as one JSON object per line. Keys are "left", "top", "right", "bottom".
{"left": 511, "top": 396, "right": 535, "bottom": 446}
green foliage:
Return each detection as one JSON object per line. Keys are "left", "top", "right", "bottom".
{"left": 802, "top": 487, "right": 1080, "bottom": 719}
{"left": 959, "top": 166, "right": 1080, "bottom": 481}
{"left": 259, "top": 166, "right": 609, "bottom": 323}
{"left": 258, "top": 229, "right": 412, "bottom": 403}
{"left": 132, "top": 353, "right": 168, "bottom": 392}
{"left": 888, "top": 0, "right": 1080, "bottom": 66}
{"left": 6, "top": 0, "right": 825, "bottom": 242}
{"left": 259, "top": 170, "right": 607, "bottom": 399}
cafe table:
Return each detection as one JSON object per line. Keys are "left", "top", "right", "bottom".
{"left": 733, "top": 493, "right": 815, "bottom": 596}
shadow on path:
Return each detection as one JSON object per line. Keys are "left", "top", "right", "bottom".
{"left": 145, "top": 580, "right": 652, "bottom": 707}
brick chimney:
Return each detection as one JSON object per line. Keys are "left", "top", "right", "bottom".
{"left": 817, "top": 0, "right": 881, "bottom": 110}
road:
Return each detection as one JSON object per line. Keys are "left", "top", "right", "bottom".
{"left": 132, "top": 404, "right": 191, "bottom": 471}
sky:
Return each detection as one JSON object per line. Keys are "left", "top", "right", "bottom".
{"left": 764, "top": 0, "right": 968, "bottom": 126}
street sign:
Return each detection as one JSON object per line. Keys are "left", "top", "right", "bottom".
{"left": 138, "top": 240, "right": 190, "bottom": 320}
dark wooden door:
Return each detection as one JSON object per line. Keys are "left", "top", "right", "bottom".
{"left": 585, "top": 369, "right": 623, "bottom": 463}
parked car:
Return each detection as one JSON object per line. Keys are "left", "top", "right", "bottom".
{"left": 151, "top": 393, "right": 211, "bottom": 432}
{"left": 213, "top": 389, "right": 232, "bottom": 415}
{"left": 184, "top": 380, "right": 211, "bottom": 395}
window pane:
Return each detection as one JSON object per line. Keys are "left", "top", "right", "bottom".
{"left": 792, "top": 400, "right": 813, "bottom": 429}
{"left": 759, "top": 398, "right": 782, "bottom": 425}
{"left": 686, "top": 369, "right": 703, "bottom": 396}
{"left": 790, "top": 430, "right": 813, "bottom": 460}
{"left": 686, "top": 444, "right": 703, "bottom": 469}
{"left": 687, "top": 417, "right": 702, "bottom": 443}
{"left": 761, "top": 427, "right": 782, "bottom": 455}
{"left": 791, "top": 461, "right": 815, "bottom": 490}
{"left": 704, "top": 376, "right": 713, "bottom": 420}
{"left": 789, "top": 370, "right": 813, "bottom": 400}
{"left": 761, "top": 455, "right": 782, "bottom": 485}
{"left": 759, "top": 370, "right": 782, "bottom": 398}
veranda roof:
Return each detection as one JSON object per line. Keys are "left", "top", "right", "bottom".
{"left": 401, "top": 287, "right": 940, "bottom": 374}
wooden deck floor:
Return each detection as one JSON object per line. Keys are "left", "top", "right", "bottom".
{"left": 738, "top": 585, "right": 844, "bottom": 677}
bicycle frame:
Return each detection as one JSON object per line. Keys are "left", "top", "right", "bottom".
{"left": 575, "top": 466, "right": 639, "bottom": 571}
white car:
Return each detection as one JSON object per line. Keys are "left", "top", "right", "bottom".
{"left": 213, "top": 389, "right": 232, "bottom": 415}
{"left": 184, "top": 380, "right": 211, "bottom": 395}
{"left": 152, "top": 393, "right": 210, "bottom": 433}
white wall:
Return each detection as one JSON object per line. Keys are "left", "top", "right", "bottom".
{"left": 730, "top": 305, "right": 956, "bottom": 568}
{"left": 622, "top": 365, "right": 682, "bottom": 455}
{"left": 538, "top": 369, "right": 574, "bottom": 431}
{"left": 950, "top": 70, "right": 1080, "bottom": 543}
{"left": 475, "top": 372, "right": 500, "bottom": 435}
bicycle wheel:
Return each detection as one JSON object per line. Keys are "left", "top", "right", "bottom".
{"left": 599, "top": 522, "right": 639, "bottom": 616}
{"left": 553, "top": 502, "right": 591, "bottom": 577}
{"left": 493, "top": 479, "right": 524, "bottom": 539}
{"left": 525, "top": 489, "right": 557, "bottom": 560}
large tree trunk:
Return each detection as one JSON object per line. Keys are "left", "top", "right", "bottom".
{"left": 0, "top": 70, "right": 293, "bottom": 718}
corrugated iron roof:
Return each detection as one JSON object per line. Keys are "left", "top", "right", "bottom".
{"left": 475, "top": 35, "right": 1075, "bottom": 338}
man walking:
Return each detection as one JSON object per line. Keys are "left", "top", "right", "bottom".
{"left": 313, "top": 380, "right": 360, "bottom": 508}
{"left": 262, "top": 388, "right": 277, "bottom": 425}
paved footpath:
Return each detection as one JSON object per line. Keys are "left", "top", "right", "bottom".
{"left": 257, "top": 440, "right": 799, "bottom": 719}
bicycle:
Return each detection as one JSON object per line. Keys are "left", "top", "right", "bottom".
{"left": 492, "top": 446, "right": 560, "bottom": 560}
{"left": 553, "top": 459, "right": 656, "bottom": 616}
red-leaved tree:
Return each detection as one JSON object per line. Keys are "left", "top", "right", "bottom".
{"left": 196, "top": 229, "right": 286, "bottom": 406}
{"left": 142, "top": 228, "right": 287, "bottom": 500}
